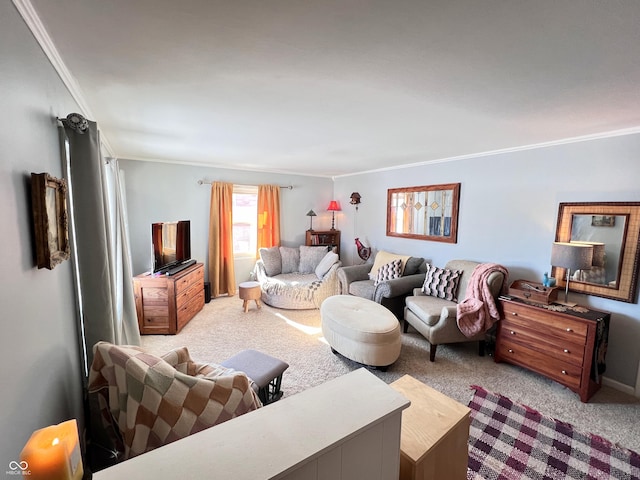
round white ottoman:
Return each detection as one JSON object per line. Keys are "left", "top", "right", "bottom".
{"left": 321, "top": 295, "right": 401, "bottom": 368}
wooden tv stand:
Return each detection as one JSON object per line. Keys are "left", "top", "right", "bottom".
{"left": 134, "top": 263, "right": 204, "bottom": 335}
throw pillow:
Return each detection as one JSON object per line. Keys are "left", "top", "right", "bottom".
{"left": 403, "top": 256, "right": 424, "bottom": 276}
{"left": 422, "top": 263, "right": 462, "bottom": 301}
{"left": 279, "top": 247, "right": 300, "bottom": 274}
{"left": 368, "top": 250, "right": 411, "bottom": 280}
{"left": 299, "top": 246, "right": 329, "bottom": 274}
{"left": 315, "top": 251, "right": 340, "bottom": 279}
{"left": 259, "top": 247, "right": 282, "bottom": 277}
{"left": 374, "top": 259, "right": 403, "bottom": 286}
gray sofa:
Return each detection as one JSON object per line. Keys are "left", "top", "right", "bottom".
{"left": 337, "top": 251, "right": 427, "bottom": 319}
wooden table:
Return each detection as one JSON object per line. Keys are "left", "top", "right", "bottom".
{"left": 390, "top": 375, "right": 470, "bottom": 480}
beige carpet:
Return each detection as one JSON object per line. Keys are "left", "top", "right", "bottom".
{"left": 141, "top": 296, "right": 640, "bottom": 453}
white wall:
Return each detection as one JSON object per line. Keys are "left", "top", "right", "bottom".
{"left": 0, "top": 1, "right": 84, "bottom": 467}
{"left": 334, "top": 133, "right": 640, "bottom": 389}
{"left": 119, "top": 159, "right": 335, "bottom": 281}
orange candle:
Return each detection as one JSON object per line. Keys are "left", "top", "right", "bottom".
{"left": 20, "top": 419, "right": 83, "bottom": 480}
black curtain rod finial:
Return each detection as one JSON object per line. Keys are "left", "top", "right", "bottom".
{"left": 58, "top": 113, "right": 89, "bottom": 134}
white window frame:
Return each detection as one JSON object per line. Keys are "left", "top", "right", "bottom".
{"left": 232, "top": 184, "right": 259, "bottom": 259}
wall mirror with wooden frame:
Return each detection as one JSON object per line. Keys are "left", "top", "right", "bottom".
{"left": 386, "top": 183, "right": 460, "bottom": 243}
{"left": 31, "top": 172, "right": 70, "bottom": 270}
{"left": 552, "top": 202, "right": 640, "bottom": 303}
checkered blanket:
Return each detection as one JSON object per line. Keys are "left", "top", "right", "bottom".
{"left": 467, "top": 386, "right": 640, "bottom": 479}
{"left": 88, "top": 342, "right": 262, "bottom": 459}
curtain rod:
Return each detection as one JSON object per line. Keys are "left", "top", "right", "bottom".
{"left": 197, "top": 180, "right": 293, "bottom": 190}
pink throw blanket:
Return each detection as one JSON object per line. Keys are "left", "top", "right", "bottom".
{"left": 456, "top": 263, "right": 508, "bottom": 337}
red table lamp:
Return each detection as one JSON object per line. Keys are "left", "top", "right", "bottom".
{"left": 327, "top": 200, "right": 341, "bottom": 230}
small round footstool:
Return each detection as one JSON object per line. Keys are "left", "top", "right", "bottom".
{"left": 239, "top": 281, "right": 262, "bottom": 312}
{"left": 321, "top": 295, "right": 401, "bottom": 368}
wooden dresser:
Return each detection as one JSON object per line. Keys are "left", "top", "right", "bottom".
{"left": 495, "top": 297, "right": 610, "bottom": 402}
{"left": 134, "top": 263, "right": 205, "bottom": 335}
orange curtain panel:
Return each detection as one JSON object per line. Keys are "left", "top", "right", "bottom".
{"left": 257, "top": 184, "right": 281, "bottom": 254}
{"left": 208, "top": 182, "right": 236, "bottom": 297}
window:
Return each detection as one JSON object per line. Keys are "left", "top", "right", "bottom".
{"left": 232, "top": 185, "right": 258, "bottom": 256}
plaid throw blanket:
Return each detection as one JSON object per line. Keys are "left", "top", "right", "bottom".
{"left": 88, "top": 342, "right": 262, "bottom": 459}
{"left": 467, "top": 386, "right": 640, "bottom": 479}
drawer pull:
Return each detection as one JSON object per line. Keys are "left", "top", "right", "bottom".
{"left": 566, "top": 328, "right": 573, "bottom": 332}
{"left": 509, "top": 330, "right": 516, "bottom": 335}
{"left": 511, "top": 312, "right": 518, "bottom": 316}
{"left": 508, "top": 349, "right": 514, "bottom": 353}
{"left": 561, "top": 370, "right": 567, "bottom": 375}
{"left": 563, "top": 349, "right": 570, "bottom": 353}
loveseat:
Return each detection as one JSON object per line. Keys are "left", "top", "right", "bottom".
{"left": 337, "top": 250, "right": 427, "bottom": 319}
{"left": 254, "top": 245, "right": 342, "bottom": 309}
{"left": 403, "top": 260, "right": 507, "bottom": 361}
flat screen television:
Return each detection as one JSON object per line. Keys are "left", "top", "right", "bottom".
{"left": 151, "top": 220, "right": 191, "bottom": 273}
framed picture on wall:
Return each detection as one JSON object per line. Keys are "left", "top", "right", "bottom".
{"left": 31, "top": 172, "right": 70, "bottom": 269}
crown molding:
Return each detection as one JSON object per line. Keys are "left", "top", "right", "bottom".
{"left": 334, "top": 126, "right": 640, "bottom": 179}
{"left": 13, "top": 0, "right": 114, "bottom": 157}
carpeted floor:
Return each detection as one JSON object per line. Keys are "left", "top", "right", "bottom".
{"left": 141, "top": 296, "right": 640, "bottom": 453}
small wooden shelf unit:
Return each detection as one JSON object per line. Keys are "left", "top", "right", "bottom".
{"left": 305, "top": 229, "right": 340, "bottom": 255}
{"left": 134, "top": 263, "right": 205, "bottom": 335}
{"left": 495, "top": 297, "right": 610, "bottom": 402}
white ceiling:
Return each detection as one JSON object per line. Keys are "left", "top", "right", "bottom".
{"left": 24, "top": 0, "right": 640, "bottom": 177}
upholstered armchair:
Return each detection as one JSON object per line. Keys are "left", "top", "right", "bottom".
{"left": 88, "top": 342, "right": 262, "bottom": 460}
{"left": 403, "top": 260, "right": 506, "bottom": 362}
{"left": 337, "top": 250, "right": 427, "bottom": 319}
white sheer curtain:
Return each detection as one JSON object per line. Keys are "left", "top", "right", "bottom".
{"left": 102, "top": 158, "right": 140, "bottom": 346}
{"left": 62, "top": 119, "right": 140, "bottom": 374}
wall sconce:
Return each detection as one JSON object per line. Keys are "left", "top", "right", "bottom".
{"left": 306, "top": 209, "right": 317, "bottom": 231}
{"left": 350, "top": 192, "right": 362, "bottom": 210}
{"left": 20, "top": 419, "right": 84, "bottom": 480}
{"left": 550, "top": 242, "right": 593, "bottom": 304}
{"left": 327, "top": 201, "right": 341, "bottom": 230}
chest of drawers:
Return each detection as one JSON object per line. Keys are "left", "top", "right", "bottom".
{"left": 134, "top": 263, "right": 205, "bottom": 334}
{"left": 495, "top": 297, "right": 609, "bottom": 402}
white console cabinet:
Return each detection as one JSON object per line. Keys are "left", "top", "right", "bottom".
{"left": 94, "top": 368, "right": 410, "bottom": 480}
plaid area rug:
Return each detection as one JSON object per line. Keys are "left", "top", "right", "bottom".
{"left": 467, "top": 386, "right": 640, "bottom": 480}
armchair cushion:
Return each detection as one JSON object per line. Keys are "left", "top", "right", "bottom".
{"left": 405, "top": 295, "right": 456, "bottom": 327}
{"left": 374, "top": 259, "right": 403, "bottom": 285}
{"left": 315, "top": 251, "right": 340, "bottom": 278}
{"left": 422, "top": 264, "right": 463, "bottom": 301}
{"left": 299, "top": 246, "right": 329, "bottom": 274}
{"left": 403, "top": 256, "right": 425, "bottom": 276}
{"left": 348, "top": 279, "right": 376, "bottom": 298}
{"left": 279, "top": 246, "right": 300, "bottom": 274}
{"left": 259, "top": 247, "right": 282, "bottom": 277}
{"left": 368, "top": 250, "right": 411, "bottom": 280}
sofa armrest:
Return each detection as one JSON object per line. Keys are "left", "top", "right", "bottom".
{"left": 373, "top": 273, "right": 426, "bottom": 303}
{"left": 440, "top": 305, "right": 458, "bottom": 322}
{"left": 337, "top": 263, "right": 373, "bottom": 294}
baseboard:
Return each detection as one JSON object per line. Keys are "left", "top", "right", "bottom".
{"left": 601, "top": 376, "right": 637, "bottom": 397}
